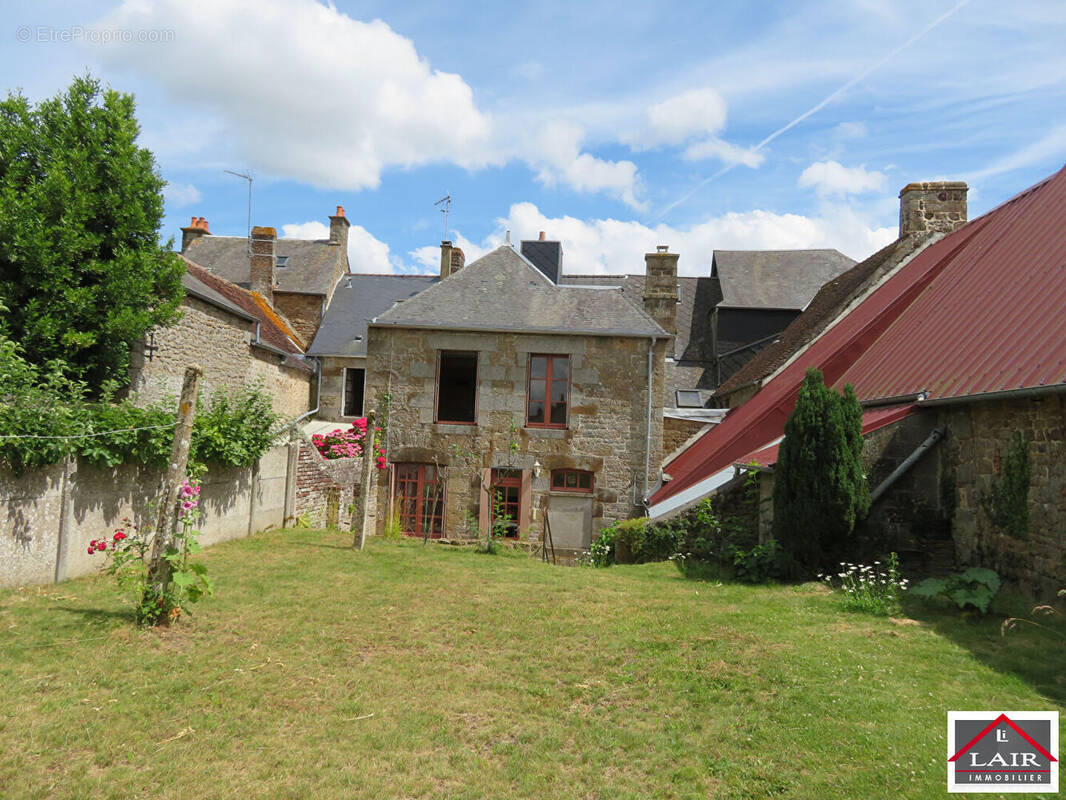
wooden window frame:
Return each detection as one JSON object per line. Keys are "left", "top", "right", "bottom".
{"left": 550, "top": 468, "right": 594, "bottom": 494}
{"left": 341, "top": 366, "right": 365, "bottom": 417}
{"left": 526, "top": 353, "right": 570, "bottom": 429}
{"left": 489, "top": 468, "right": 522, "bottom": 538}
{"left": 434, "top": 350, "right": 479, "bottom": 425}
{"left": 394, "top": 463, "right": 446, "bottom": 538}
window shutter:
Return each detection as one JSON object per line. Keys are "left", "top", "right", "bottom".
{"left": 479, "top": 468, "right": 491, "bottom": 536}
{"left": 519, "top": 469, "right": 532, "bottom": 538}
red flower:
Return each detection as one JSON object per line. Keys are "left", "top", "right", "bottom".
{"left": 113, "top": 531, "right": 127, "bottom": 541}
{"left": 98, "top": 542, "right": 107, "bottom": 551}
{"left": 87, "top": 547, "right": 94, "bottom": 555}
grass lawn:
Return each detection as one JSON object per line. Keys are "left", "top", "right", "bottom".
{"left": 2, "top": 530, "right": 1064, "bottom": 799}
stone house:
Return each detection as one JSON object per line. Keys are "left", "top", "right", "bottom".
{"left": 179, "top": 206, "right": 351, "bottom": 345}
{"left": 128, "top": 254, "right": 313, "bottom": 418}
{"left": 651, "top": 168, "right": 1066, "bottom": 594}
{"left": 361, "top": 244, "right": 671, "bottom": 550}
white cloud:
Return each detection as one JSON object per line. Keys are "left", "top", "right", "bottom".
{"left": 163, "top": 182, "right": 202, "bottom": 208}
{"left": 408, "top": 231, "right": 491, "bottom": 274}
{"left": 91, "top": 0, "right": 642, "bottom": 206}
{"left": 683, "top": 138, "right": 765, "bottom": 167}
{"left": 281, "top": 220, "right": 397, "bottom": 274}
{"left": 832, "top": 121, "right": 869, "bottom": 140}
{"left": 964, "top": 123, "right": 1066, "bottom": 183}
{"left": 798, "top": 161, "right": 886, "bottom": 196}
{"left": 480, "top": 201, "right": 894, "bottom": 276}
{"left": 641, "top": 87, "right": 728, "bottom": 148}
{"left": 528, "top": 121, "right": 644, "bottom": 209}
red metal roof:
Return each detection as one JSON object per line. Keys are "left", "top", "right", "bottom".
{"left": 735, "top": 404, "right": 918, "bottom": 469}
{"left": 652, "top": 164, "right": 1066, "bottom": 508}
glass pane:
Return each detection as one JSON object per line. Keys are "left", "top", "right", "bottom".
{"left": 530, "top": 355, "right": 547, "bottom": 379}
{"left": 578, "top": 473, "right": 591, "bottom": 489}
{"left": 552, "top": 472, "right": 563, "bottom": 488}
{"left": 551, "top": 356, "right": 569, "bottom": 380}
{"left": 565, "top": 472, "right": 577, "bottom": 488}
{"left": 550, "top": 399, "right": 567, "bottom": 425}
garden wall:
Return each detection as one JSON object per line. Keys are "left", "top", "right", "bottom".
{"left": 1, "top": 445, "right": 290, "bottom": 589}
{"left": 293, "top": 435, "right": 365, "bottom": 530}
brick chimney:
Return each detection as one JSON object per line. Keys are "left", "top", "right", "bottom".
{"left": 440, "top": 240, "right": 465, "bottom": 278}
{"left": 250, "top": 226, "right": 277, "bottom": 303}
{"left": 899, "top": 181, "right": 968, "bottom": 238}
{"left": 329, "top": 205, "right": 350, "bottom": 249}
{"left": 644, "top": 245, "right": 679, "bottom": 345}
{"left": 180, "top": 216, "right": 210, "bottom": 252}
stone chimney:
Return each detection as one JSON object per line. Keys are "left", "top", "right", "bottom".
{"left": 899, "top": 181, "right": 968, "bottom": 238}
{"left": 249, "top": 226, "right": 277, "bottom": 303}
{"left": 644, "top": 245, "right": 679, "bottom": 343}
{"left": 440, "top": 240, "right": 465, "bottom": 278}
{"left": 180, "top": 216, "right": 210, "bottom": 252}
{"left": 329, "top": 205, "right": 350, "bottom": 249}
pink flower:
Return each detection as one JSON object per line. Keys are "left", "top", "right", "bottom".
{"left": 98, "top": 542, "right": 107, "bottom": 551}
{"left": 113, "top": 531, "right": 127, "bottom": 541}
{"left": 87, "top": 546, "right": 94, "bottom": 555}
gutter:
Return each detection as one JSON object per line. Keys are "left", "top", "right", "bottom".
{"left": 917, "top": 382, "right": 1066, "bottom": 408}
{"left": 288, "top": 356, "right": 323, "bottom": 430}
{"left": 862, "top": 391, "right": 927, "bottom": 408}
{"left": 368, "top": 320, "right": 666, "bottom": 339}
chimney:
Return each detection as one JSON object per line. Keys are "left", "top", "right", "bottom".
{"left": 250, "top": 226, "right": 277, "bottom": 303}
{"left": 520, "top": 235, "right": 563, "bottom": 283}
{"left": 439, "top": 240, "right": 465, "bottom": 278}
{"left": 644, "top": 245, "right": 679, "bottom": 344}
{"left": 180, "top": 216, "right": 210, "bottom": 252}
{"left": 329, "top": 205, "right": 350, "bottom": 249}
{"left": 899, "top": 181, "right": 968, "bottom": 238}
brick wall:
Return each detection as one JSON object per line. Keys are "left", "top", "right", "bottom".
{"left": 293, "top": 435, "right": 365, "bottom": 529}
{"left": 365, "top": 328, "right": 666, "bottom": 540}
{"left": 129, "top": 295, "right": 312, "bottom": 418}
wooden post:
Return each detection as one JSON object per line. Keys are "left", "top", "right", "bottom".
{"left": 53, "top": 455, "right": 75, "bottom": 584}
{"left": 147, "top": 365, "right": 202, "bottom": 596}
{"left": 356, "top": 410, "right": 376, "bottom": 550}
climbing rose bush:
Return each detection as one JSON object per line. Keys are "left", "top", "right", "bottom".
{"left": 312, "top": 418, "right": 386, "bottom": 468}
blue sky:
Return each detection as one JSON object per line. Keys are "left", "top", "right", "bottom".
{"left": 3, "top": 0, "right": 1065, "bottom": 275}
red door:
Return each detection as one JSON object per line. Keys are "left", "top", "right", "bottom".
{"left": 490, "top": 468, "right": 522, "bottom": 538}
{"left": 395, "top": 463, "right": 445, "bottom": 538}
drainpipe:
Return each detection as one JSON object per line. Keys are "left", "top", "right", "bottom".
{"left": 290, "top": 356, "right": 323, "bottom": 429}
{"left": 869, "top": 427, "right": 944, "bottom": 505}
{"left": 643, "top": 336, "right": 658, "bottom": 504}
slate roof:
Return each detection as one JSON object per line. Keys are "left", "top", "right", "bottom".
{"left": 651, "top": 163, "right": 1066, "bottom": 512}
{"left": 183, "top": 235, "right": 346, "bottom": 295}
{"left": 372, "top": 247, "right": 668, "bottom": 337}
{"left": 181, "top": 257, "right": 310, "bottom": 371}
{"left": 308, "top": 274, "right": 440, "bottom": 357}
{"left": 711, "top": 249, "right": 855, "bottom": 309}
{"left": 712, "top": 237, "right": 925, "bottom": 401}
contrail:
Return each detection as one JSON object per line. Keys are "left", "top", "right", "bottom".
{"left": 655, "top": 0, "right": 974, "bottom": 220}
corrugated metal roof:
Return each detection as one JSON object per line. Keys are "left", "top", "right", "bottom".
{"left": 651, "top": 164, "right": 1066, "bottom": 508}
{"left": 734, "top": 404, "right": 918, "bottom": 469}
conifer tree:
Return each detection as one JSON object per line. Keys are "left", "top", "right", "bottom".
{"left": 0, "top": 75, "right": 183, "bottom": 391}
{"left": 772, "top": 368, "right": 869, "bottom": 570}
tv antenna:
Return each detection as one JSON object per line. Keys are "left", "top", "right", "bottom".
{"left": 434, "top": 192, "right": 452, "bottom": 240}
{"left": 224, "top": 169, "right": 253, "bottom": 253}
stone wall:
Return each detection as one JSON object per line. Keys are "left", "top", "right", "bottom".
{"left": 663, "top": 417, "right": 709, "bottom": 462}
{"left": 274, "top": 292, "right": 325, "bottom": 347}
{"left": 365, "top": 328, "right": 666, "bottom": 540}
{"left": 318, "top": 356, "right": 366, "bottom": 422}
{"left": 0, "top": 446, "right": 288, "bottom": 589}
{"left": 939, "top": 394, "right": 1066, "bottom": 596}
{"left": 128, "top": 295, "right": 312, "bottom": 418}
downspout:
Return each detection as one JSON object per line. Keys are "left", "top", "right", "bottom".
{"left": 289, "top": 356, "right": 322, "bottom": 430}
{"left": 643, "top": 336, "right": 657, "bottom": 504}
{"left": 869, "top": 427, "right": 944, "bottom": 505}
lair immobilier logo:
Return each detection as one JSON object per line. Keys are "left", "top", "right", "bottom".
{"left": 948, "top": 711, "right": 1058, "bottom": 793}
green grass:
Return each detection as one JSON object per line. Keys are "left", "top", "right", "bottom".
{"left": 1, "top": 530, "right": 1063, "bottom": 799}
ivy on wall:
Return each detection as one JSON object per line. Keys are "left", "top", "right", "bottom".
{"left": 980, "top": 432, "right": 1031, "bottom": 538}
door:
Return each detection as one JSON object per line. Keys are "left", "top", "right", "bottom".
{"left": 395, "top": 463, "right": 445, "bottom": 538}
{"left": 490, "top": 468, "right": 522, "bottom": 538}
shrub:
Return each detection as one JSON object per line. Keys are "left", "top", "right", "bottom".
{"left": 773, "top": 369, "right": 869, "bottom": 571}
{"left": 820, "top": 553, "right": 906, "bottom": 616}
{"left": 980, "top": 432, "right": 1031, "bottom": 537}
{"left": 732, "top": 540, "right": 787, "bottom": 584}
{"left": 911, "top": 567, "right": 1001, "bottom": 614}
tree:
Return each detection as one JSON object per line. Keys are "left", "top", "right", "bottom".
{"left": 772, "top": 368, "right": 869, "bottom": 571}
{"left": 0, "top": 75, "right": 183, "bottom": 391}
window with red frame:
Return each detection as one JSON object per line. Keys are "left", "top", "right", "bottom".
{"left": 527, "top": 354, "right": 569, "bottom": 427}
{"left": 395, "top": 463, "right": 444, "bottom": 538}
{"left": 550, "top": 469, "right": 593, "bottom": 493}
{"left": 490, "top": 468, "right": 521, "bottom": 538}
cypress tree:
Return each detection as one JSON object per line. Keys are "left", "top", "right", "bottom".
{"left": 772, "top": 368, "right": 869, "bottom": 570}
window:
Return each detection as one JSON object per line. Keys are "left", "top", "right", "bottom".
{"left": 527, "top": 354, "right": 569, "bottom": 427}
{"left": 436, "top": 351, "right": 478, "bottom": 424}
{"left": 395, "top": 463, "right": 444, "bottom": 538}
{"left": 551, "top": 469, "right": 593, "bottom": 493}
{"left": 343, "top": 367, "right": 365, "bottom": 416}
{"left": 490, "top": 469, "right": 522, "bottom": 538}
{"left": 675, "top": 389, "right": 703, "bottom": 408}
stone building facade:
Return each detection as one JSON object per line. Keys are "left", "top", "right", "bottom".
{"left": 362, "top": 245, "right": 670, "bottom": 550}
